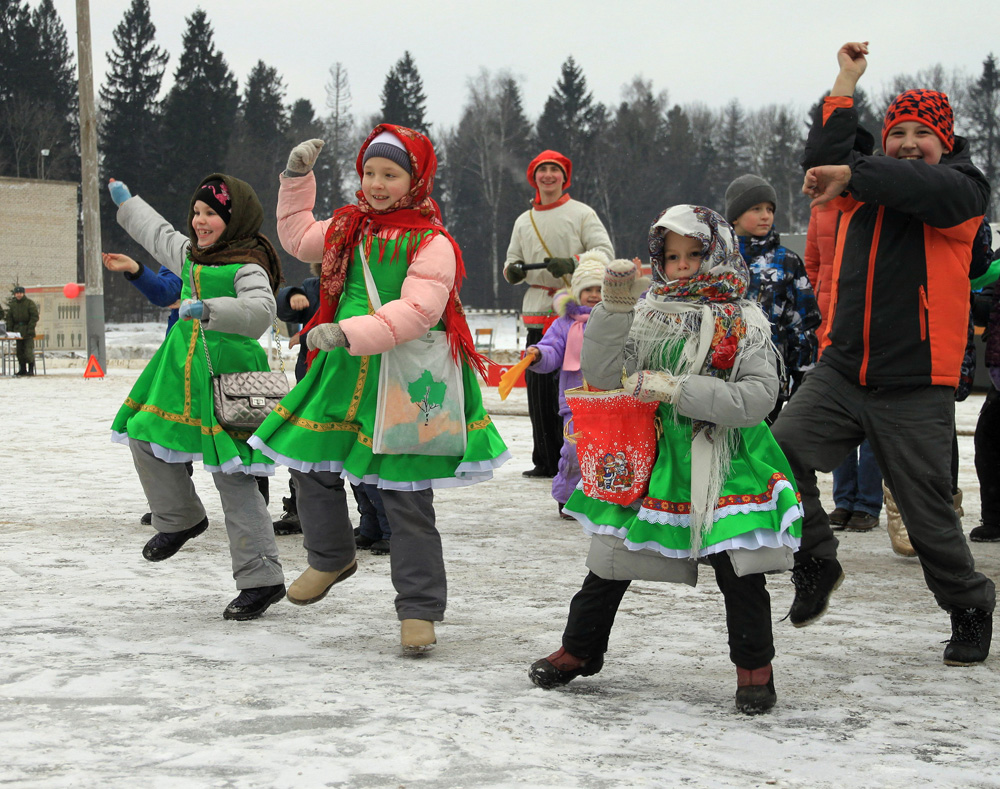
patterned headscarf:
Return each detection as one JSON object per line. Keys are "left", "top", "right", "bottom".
{"left": 305, "top": 124, "right": 484, "bottom": 375}
{"left": 647, "top": 205, "right": 749, "bottom": 302}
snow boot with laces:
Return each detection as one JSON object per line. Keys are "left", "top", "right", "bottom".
{"left": 943, "top": 608, "right": 992, "bottom": 666}
{"left": 272, "top": 496, "right": 302, "bottom": 536}
{"left": 788, "top": 556, "right": 844, "bottom": 627}
{"left": 735, "top": 663, "right": 776, "bottom": 715}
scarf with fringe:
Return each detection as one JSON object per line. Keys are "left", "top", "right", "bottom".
{"left": 635, "top": 205, "right": 776, "bottom": 555}
{"left": 304, "top": 124, "right": 485, "bottom": 377}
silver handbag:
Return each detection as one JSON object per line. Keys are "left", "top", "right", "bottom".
{"left": 210, "top": 369, "right": 289, "bottom": 431}
{"left": 195, "top": 298, "right": 289, "bottom": 432}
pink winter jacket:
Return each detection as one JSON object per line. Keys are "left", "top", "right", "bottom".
{"left": 276, "top": 172, "right": 457, "bottom": 357}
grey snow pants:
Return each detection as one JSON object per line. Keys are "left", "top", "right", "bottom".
{"left": 770, "top": 362, "right": 995, "bottom": 614}
{"left": 130, "top": 439, "right": 284, "bottom": 590}
{"left": 290, "top": 469, "right": 446, "bottom": 621}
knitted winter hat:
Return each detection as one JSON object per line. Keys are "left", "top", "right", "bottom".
{"left": 724, "top": 174, "right": 777, "bottom": 225}
{"left": 12, "top": 286, "right": 24, "bottom": 294}
{"left": 882, "top": 89, "right": 955, "bottom": 153}
{"left": 193, "top": 178, "right": 232, "bottom": 225}
{"left": 362, "top": 130, "right": 412, "bottom": 174}
{"left": 570, "top": 250, "right": 609, "bottom": 301}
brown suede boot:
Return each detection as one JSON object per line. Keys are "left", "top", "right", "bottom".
{"left": 286, "top": 561, "right": 357, "bottom": 605}
{"left": 883, "top": 483, "right": 916, "bottom": 558}
{"left": 735, "top": 663, "right": 776, "bottom": 715}
{"left": 400, "top": 619, "right": 436, "bottom": 653}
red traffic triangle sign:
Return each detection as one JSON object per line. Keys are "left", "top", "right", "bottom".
{"left": 84, "top": 354, "right": 105, "bottom": 379}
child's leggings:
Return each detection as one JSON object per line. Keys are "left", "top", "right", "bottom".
{"left": 561, "top": 552, "right": 774, "bottom": 670}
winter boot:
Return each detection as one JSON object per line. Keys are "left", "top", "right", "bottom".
{"left": 272, "top": 496, "right": 301, "bottom": 536}
{"left": 15, "top": 361, "right": 26, "bottom": 376}
{"left": 355, "top": 532, "right": 379, "bottom": 549}
{"left": 883, "top": 483, "right": 916, "bottom": 557}
{"left": 26, "top": 362, "right": 34, "bottom": 376}
{"left": 400, "top": 619, "right": 436, "bottom": 653}
{"left": 735, "top": 663, "right": 777, "bottom": 715}
{"left": 141, "top": 517, "right": 209, "bottom": 562}
{"left": 223, "top": 583, "right": 286, "bottom": 621}
{"left": 286, "top": 561, "right": 357, "bottom": 605}
{"left": 140, "top": 512, "right": 152, "bottom": 526}
{"left": 845, "top": 511, "right": 879, "bottom": 532}
{"left": 788, "top": 556, "right": 845, "bottom": 627}
{"left": 943, "top": 608, "right": 992, "bottom": 666}
{"left": 528, "top": 647, "right": 604, "bottom": 689}
{"left": 371, "top": 538, "right": 391, "bottom": 555}
{"left": 970, "top": 521, "right": 1000, "bottom": 542}
{"left": 828, "top": 507, "right": 852, "bottom": 531}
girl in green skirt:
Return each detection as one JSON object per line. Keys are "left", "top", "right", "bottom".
{"left": 107, "top": 174, "right": 286, "bottom": 621}
{"left": 529, "top": 205, "right": 803, "bottom": 714}
{"left": 250, "top": 126, "right": 509, "bottom": 652}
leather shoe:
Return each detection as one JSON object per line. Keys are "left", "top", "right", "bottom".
{"left": 223, "top": 583, "right": 286, "bottom": 621}
{"left": 522, "top": 467, "right": 555, "bottom": 478}
{"left": 828, "top": 507, "right": 852, "bottom": 531}
{"left": 529, "top": 647, "right": 603, "bottom": 688}
{"left": 287, "top": 561, "right": 357, "bottom": 605}
{"left": 142, "top": 517, "right": 208, "bottom": 562}
{"left": 846, "top": 512, "right": 879, "bottom": 532}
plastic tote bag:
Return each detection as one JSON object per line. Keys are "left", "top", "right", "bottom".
{"left": 360, "top": 254, "right": 466, "bottom": 456}
{"left": 372, "top": 330, "right": 466, "bottom": 455}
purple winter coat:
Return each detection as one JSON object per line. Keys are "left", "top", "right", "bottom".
{"left": 529, "top": 300, "right": 593, "bottom": 417}
{"left": 528, "top": 299, "right": 593, "bottom": 505}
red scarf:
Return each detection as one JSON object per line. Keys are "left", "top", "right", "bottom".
{"left": 304, "top": 124, "right": 486, "bottom": 377}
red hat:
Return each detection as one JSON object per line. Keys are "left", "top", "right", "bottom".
{"left": 526, "top": 150, "right": 572, "bottom": 202}
{"left": 882, "top": 89, "right": 955, "bottom": 153}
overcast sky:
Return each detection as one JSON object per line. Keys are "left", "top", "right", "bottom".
{"left": 51, "top": 0, "right": 999, "bottom": 135}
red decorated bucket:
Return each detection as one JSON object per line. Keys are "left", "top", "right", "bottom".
{"left": 565, "top": 387, "right": 660, "bottom": 505}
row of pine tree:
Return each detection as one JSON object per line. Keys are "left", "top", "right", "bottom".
{"left": 3, "top": 0, "right": 1000, "bottom": 315}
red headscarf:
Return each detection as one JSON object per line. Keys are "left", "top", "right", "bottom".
{"left": 526, "top": 150, "right": 572, "bottom": 205}
{"left": 304, "top": 124, "right": 486, "bottom": 377}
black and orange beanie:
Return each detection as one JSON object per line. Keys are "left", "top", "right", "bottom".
{"left": 882, "top": 89, "right": 955, "bottom": 153}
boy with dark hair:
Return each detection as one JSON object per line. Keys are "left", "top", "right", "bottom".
{"left": 771, "top": 41, "right": 995, "bottom": 665}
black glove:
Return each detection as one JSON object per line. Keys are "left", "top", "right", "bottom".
{"left": 506, "top": 261, "right": 526, "bottom": 284}
{"left": 545, "top": 257, "right": 576, "bottom": 277}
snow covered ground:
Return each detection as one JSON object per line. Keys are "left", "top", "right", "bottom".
{"left": 2, "top": 322, "right": 999, "bottom": 788}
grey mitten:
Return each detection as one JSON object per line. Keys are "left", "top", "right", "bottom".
{"left": 602, "top": 258, "right": 648, "bottom": 313}
{"left": 307, "top": 322, "right": 348, "bottom": 351}
{"left": 624, "top": 370, "right": 680, "bottom": 403}
{"left": 285, "top": 139, "right": 325, "bottom": 176}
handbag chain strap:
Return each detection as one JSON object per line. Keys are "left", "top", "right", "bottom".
{"left": 188, "top": 261, "right": 284, "bottom": 376}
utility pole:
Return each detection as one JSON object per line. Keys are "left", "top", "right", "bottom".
{"left": 76, "top": 0, "right": 105, "bottom": 369}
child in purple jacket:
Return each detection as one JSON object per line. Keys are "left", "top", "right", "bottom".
{"left": 525, "top": 252, "right": 610, "bottom": 517}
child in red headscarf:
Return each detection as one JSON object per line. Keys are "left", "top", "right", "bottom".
{"left": 249, "top": 126, "right": 510, "bottom": 653}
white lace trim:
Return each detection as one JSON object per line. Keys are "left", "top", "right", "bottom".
{"left": 247, "top": 435, "right": 510, "bottom": 490}
{"left": 112, "top": 431, "right": 273, "bottom": 476}
{"left": 636, "top": 478, "right": 802, "bottom": 526}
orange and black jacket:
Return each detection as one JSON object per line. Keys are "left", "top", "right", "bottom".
{"left": 802, "top": 96, "right": 990, "bottom": 388}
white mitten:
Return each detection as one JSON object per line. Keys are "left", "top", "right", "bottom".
{"left": 602, "top": 258, "right": 649, "bottom": 313}
{"left": 624, "top": 370, "right": 680, "bottom": 403}
{"left": 307, "top": 322, "right": 348, "bottom": 351}
{"left": 285, "top": 139, "right": 325, "bottom": 176}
